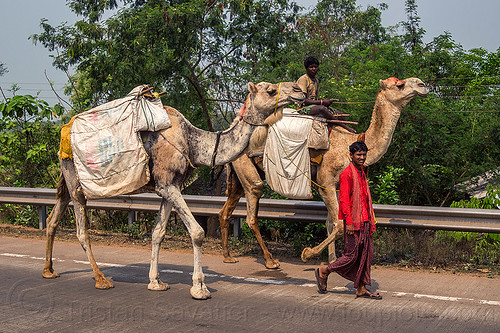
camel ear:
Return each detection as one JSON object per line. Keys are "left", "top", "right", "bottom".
{"left": 379, "top": 79, "right": 387, "bottom": 89}
{"left": 248, "top": 82, "right": 258, "bottom": 94}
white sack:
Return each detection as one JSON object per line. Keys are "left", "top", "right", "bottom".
{"left": 308, "top": 119, "right": 330, "bottom": 150}
{"left": 70, "top": 85, "right": 171, "bottom": 199}
{"left": 264, "top": 108, "right": 313, "bottom": 199}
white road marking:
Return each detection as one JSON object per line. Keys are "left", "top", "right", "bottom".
{"left": 161, "top": 269, "right": 183, "bottom": 274}
{"left": 3, "top": 252, "right": 499, "bottom": 306}
{"left": 479, "top": 300, "right": 500, "bottom": 306}
{"left": 2, "top": 253, "right": 28, "bottom": 257}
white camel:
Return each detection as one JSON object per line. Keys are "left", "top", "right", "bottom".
{"left": 42, "top": 82, "right": 305, "bottom": 299}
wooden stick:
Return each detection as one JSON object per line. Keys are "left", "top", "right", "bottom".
{"left": 324, "top": 119, "right": 359, "bottom": 125}
{"left": 139, "top": 87, "right": 154, "bottom": 96}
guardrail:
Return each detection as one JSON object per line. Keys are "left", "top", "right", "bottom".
{"left": 0, "top": 186, "right": 499, "bottom": 233}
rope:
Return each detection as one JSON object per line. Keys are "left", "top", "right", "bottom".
{"left": 242, "top": 116, "right": 268, "bottom": 126}
{"left": 331, "top": 100, "right": 375, "bottom": 104}
{"left": 274, "top": 83, "right": 281, "bottom": 115}
{"left": 210, "top": 131, "right": 222, "bottom": 168}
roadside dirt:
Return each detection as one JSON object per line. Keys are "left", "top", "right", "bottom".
{"left": 1, "top": 223, "right": 495, "bottom": 277}
{"left": 0, "top": 223, "right": 301, "bottom": 263}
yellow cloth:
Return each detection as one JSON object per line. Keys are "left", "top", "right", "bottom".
{"left": 310, "top": 152, "right": 323, "bottom": 165}
{"left": 58, "top": 116, "right": 76, "bottom": 159}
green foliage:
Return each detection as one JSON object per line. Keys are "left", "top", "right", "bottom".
{"left": 371, "top": 166, "right": 404, "bottom": 205}
{"left": 0, "top": 92, "right": 64, "bottom": 187}
{"left": 451, "top": 184, "right": 500, "bottom": 210}
{"left": 0, "top": 204, "right": 38, "bottom": 228}
{"left": 449, "top": 185, "right": 500, "bottom": 241}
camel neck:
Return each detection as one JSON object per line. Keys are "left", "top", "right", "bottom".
{"left": 364, "top": 94, "right": 401, "bottom": 166}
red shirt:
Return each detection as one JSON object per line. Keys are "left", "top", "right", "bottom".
{"left": 338, "top": 163, "right": 370, "bottom": 227}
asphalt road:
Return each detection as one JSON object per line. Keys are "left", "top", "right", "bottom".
{"left": 0, "top": 236, "right": 498, "bottom": 332}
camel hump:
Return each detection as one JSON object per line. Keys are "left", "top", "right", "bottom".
{"left": 59, "top": 116, "right": 76, "bottom": 160}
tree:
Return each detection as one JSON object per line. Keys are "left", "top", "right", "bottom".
{"left": 290, "top": 0, "right": 388, "bottom": 83}
{"left": 401, "top": 0, "right": 425, "bottom": 54}
{"left": 0, "top": 62, "right": 7, "bottom": 77}
{"left": 0, "top": 90, "right": 64, "bottom": 187}
{"left": 31, "top": 0, "right": 300, "bottom": 131}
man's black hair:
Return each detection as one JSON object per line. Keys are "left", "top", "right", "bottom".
{"left": 349, "top": 141, "right": 368, "bottom": 154}
{"left": 304, "top": 56, "right": 319, "bottom": 69}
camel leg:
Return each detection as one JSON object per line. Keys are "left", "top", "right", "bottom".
{"left": 148, "top": 199, "right": 173, "bottom": 291}
{"left": 326, "top": 214, "right": 339, "bottom": 262}
{"left": 156, "top": 185, "right": 210, "bottom": 300}
{"left": 301, "top": 219, "right": 343, "bottom": 262}
{"left": 218, "top": 167, "right": 245, "bottom": 263}
{"left": 244, "top": 193, "right": 280, "bottom": 269}
{"left": 302, "top": 177, "right": 343, "bottom": 263}
{"left": 232, "top": 156, "right": 279, "bottom": 269}
{"left": 42, "top": 174, "right": 70, "bottom": 279}
{"left": 73, "top": 198, "right": 114, "bottom": 289}
{"left": 60, "top": 159, "right": 113, "bottom": 289}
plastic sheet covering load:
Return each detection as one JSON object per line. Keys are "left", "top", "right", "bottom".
{"left": 69, "top": 85, "right": 171, "bottom": 199}
{"left": 264, "top": 108, "right": 315, "bottom": 199}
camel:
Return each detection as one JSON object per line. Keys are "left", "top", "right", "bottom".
{"left": 41, "top": 81, "right": 305, "bottom": 299}
{"left": 218, "top": 77, "right": 428, "bottom": 268}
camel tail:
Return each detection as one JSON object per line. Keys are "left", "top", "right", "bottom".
{"left": 224, "top": 163, "right": 245, "bottom": 198}
{"left": 55, "top": 171, "right": 69, "bottom": 200}
{"left": 224, "top": 164, "right": 234, "bottom": 196}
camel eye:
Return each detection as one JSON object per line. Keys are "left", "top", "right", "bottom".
{"left": 267, "top": 88, "right": 277, "bottom": 95}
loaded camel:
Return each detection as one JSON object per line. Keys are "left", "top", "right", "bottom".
{"left": 42, "top": 82, "right": 305, "bottom": 299}
{"left": 218, "top": 77, "right": 428, "bottom": 268}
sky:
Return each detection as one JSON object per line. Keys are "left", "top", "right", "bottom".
{"left": 0, "top": 0, "right": 499, "bottom": 106}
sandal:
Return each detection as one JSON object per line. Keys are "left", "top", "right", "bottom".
{"left": 315, "top": 268, "right": 328, "bottom": 294}
{"left": 355, "top": 290, "right": 382, "bottom": 300}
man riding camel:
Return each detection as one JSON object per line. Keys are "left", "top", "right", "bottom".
{"left": 297, "top": 56, "right": 356, "bottom": 133}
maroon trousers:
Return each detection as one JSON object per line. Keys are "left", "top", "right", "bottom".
{"left": 327, "top": 221, "right": 373, "bottom": 288}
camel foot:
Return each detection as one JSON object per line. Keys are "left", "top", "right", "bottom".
{"left": 42, "top": 269, "right": 60, "bottom": 279}
{"left": 190, "top": 284, "right": 211, "bottom": 300}
{"left": 223, "top": 256, "right": 238, "bottom": 264}
{"left": 148, "top": 280, "right": 170, "bottom": 291}
{"left": 95, "top": 277, "right": 114, "bottom": 290}
{"left": 301, "top": 247, "right": 314, "bottom": 262}
{"left": 265, "top": 258, "right": 280, "bottom": 269}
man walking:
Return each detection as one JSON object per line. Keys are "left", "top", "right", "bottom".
{"left": 314, "top": 141, "right": 381, "bottom": 299}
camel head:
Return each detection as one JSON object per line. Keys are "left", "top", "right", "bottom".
{"left": 379, "top": 77, "right": 428, "bottom": 109}
{"left": 242, "top": 82, "right": 305, "bottom": 124}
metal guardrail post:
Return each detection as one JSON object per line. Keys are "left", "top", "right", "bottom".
{"left": 231, "top": 218, "right": 242, "bottom": 239}
{"left": 38, "top": 206, "right": 47, "bottom": 230}
{"left": 128, "top": 211, "right": 137, "bottom": 226}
